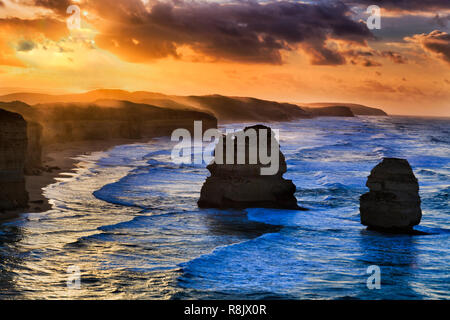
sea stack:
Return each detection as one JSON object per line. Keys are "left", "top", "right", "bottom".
{"left": 0, "top": 109, "right": 29, "bottom": 212}
{"left": 360, "top": 158, "right": 422, "bottom": 233}
{"left": 198, "top": 124, "right": 302, "bottom": 210}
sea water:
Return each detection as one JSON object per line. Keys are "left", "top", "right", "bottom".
{"left": 0, "top": 116, "right": 449, "bottom": 299}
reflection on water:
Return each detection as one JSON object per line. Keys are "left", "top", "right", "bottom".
{"left": 357, "top": 230, "right": 419, "bottom": 299}
{"left": 0, "top": 116, "right": 449, "bottom": 299}
{"left": 0, "top": 224, "right": 23, "bottom": 298}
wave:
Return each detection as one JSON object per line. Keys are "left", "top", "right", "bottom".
{"left": 3, "top": 115, "right": 449, "bottom": 299}
{"left": 430, "top": 136, "right": 450, "bottom": 144}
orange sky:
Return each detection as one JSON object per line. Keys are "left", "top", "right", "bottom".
{"left": 0, "top": 0, "right": 449, "bottom": 116}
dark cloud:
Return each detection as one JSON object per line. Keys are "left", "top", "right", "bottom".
{"left": 29, "top": 0, "right": 72, "bottom": 15}
{"left": 17, "top": 39, "right": 35, "bottom": 51}
{"left": 433, "top": 14, "right": 450, "bottom": 28}
{"left": 406, "top": 30, "right": 450, "bottom": 65}
{"left": 339, "top": 48, "right": 406, "bottom": 66}
{"left": 345, "top": 0, "right": 450, "bottom": 12}
{"left": 304, "top": 43, "right": 347, "bottom": 66}
{"left": 340, "top": 48, "right": 381, "bottom": 67}
{"left": 26, "top": 0, "right": 375, "bottom": 65}
{"left": 361, "top": 59, "right": 382, "bottom": 67}
{"left": 101, "top": 0, "right": 375, "bottom": 64}
{"left": 381, "top": 50, "right": 407, "bottom": 64}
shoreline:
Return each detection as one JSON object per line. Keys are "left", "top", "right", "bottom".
{"left": 0, "top": 137, "right": 151, "bottom": 223}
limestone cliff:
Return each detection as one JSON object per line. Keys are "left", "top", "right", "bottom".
{"left": 0, "top": 100, "right": 217, "bottom": 145}
{"left": 0, "top": 109, "right": 28, "bottom": 212}
{"left": 24, "top": 121, "right": 43, "bottom": 175}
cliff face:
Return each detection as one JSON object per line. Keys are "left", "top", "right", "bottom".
{"left": 0, "top": 102, "right": 43, "bottom": 175}
{"left": 0, "top": 109, "right": 28, "bottom": 212}
{"left": 35, "top": 101, "right": 217, "bottom": 144}
{"left": 0, "top": 100, "right": 217, "bottom": 146}
{"left": 24, "top": 121, "right": 43, "bottom": 175}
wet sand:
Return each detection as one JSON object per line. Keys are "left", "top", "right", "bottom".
{"left": 1, "top": 138, "right": 150, "bottom": 223}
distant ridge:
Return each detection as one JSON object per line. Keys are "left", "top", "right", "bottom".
{"left": 301, "top": 106, "right": 355, "bottom": 117}
{"left": 185, "top": 95, "right": 312, "bottom": 122}
{"left": 0, "top": 89, "right": 167, "bottom": 105}
{"left": 0, "top": 89, "right": 388, "bottom": 122}
{"left": 302, "top": 102, "right": 388, "bottom": 116}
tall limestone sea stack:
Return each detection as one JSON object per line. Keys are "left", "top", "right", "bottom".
{"left": 198, "top": 125, "right": 302, "bottom": 210}
{"left": 360, "top": 158, "right": 422, "bottom": 234}
{"left": 0, "top": 109, "right": 29, "bottom": 212}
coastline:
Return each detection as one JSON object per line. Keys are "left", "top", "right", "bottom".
{"left": 0, "top": 137, "right": 151, "bottom": 223}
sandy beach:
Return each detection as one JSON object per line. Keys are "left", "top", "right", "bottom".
{"left": 0, "top": 137, "right": 151, "bottom": 223}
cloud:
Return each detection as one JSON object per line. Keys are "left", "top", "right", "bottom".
{"left": 26, "top": 0, "right": 72, "bottom": 15}
{"left": 405, "top": 30, "right": 450, "bottom": 65}
{"left": 363, "top": 79, "right": 396, "bottom": 92}
{"left": 338, "top": 48, "right": 378, "bottom": 66}
{"left": 23, "top": 0, "right": 375, "bottom": 65}
{"left": 109, "top": 0, "right": 376, "bottom": 65}
{"left": 360, "top": 79, "right": 425, "bottom": 97}
{"left": 345, "top": 0, "right": 450, "bottom": 12}
{"left": 335, "top": 46, "right": 406, "bottom": 67}
{"left": 361, "top": 59, "right": 382, "bottom": 67}
{"left": 432, "top": 14, "right": 450, "bottom": 27}
{"left": 0, "top": 17, "right": 67, "bottom": 66}
{"left": 0, "top": 17, "right": 67, "bottom": 40}
{"left": 17, "top": 39, "right": 35, "bottom": 51}
{"left": 381, "top": 50, "right": 407, "bottom": 64}
{"left": 2, "top": 1, "right": 418, "bottom": 68}
{"left": 302, "top": 41, "right": 347, "bottom": 66}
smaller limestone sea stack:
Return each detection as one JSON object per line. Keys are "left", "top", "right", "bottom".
{"left": 198, "top": 125, "right": 302, "bottom": 210}
{"left": 360, "top": 158, "right": 422, "bottom": 234}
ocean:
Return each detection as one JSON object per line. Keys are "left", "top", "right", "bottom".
{"left": 0, "top": 116, "right": 449, "bottom": 299}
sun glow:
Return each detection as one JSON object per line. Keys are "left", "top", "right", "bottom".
{"left": 0, "top": 0, "right": 448, "bottom": 116}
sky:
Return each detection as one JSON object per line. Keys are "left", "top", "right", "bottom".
{"left": 0, "top": 0, "right": 449, "bottom": 116}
